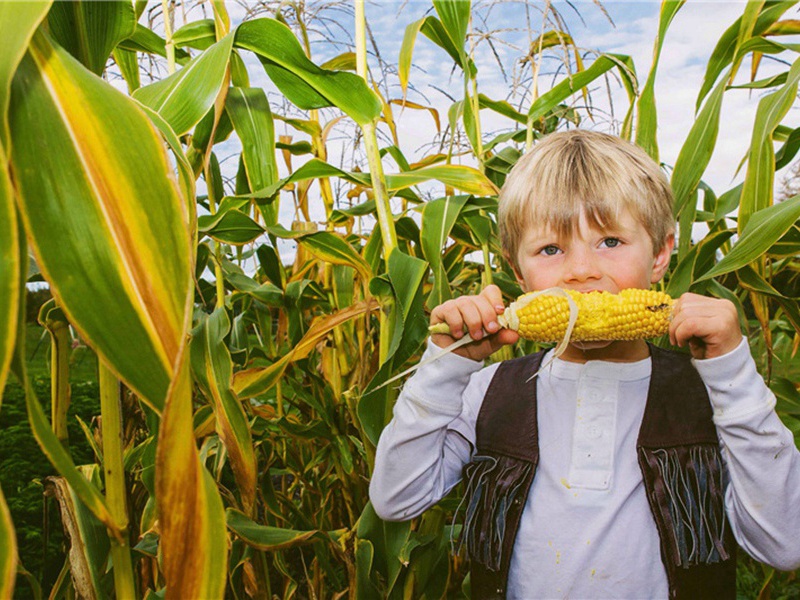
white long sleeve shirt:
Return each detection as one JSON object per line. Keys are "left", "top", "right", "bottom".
{"left": 370, "top": 339, "right": 800, "bottom": 599}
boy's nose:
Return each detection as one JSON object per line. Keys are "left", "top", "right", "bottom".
{"left": 564, "top": 247, "right": 602, "bottom": 283}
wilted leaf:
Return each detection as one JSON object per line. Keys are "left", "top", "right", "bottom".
{"left": 156, "top": 354, "right": 228, "bottom": 598}
{"left": 46, "top": 471, "right": 111, "bottom": 600}
{"left": 234, "top": 299, "right": 379, "bottom": 398}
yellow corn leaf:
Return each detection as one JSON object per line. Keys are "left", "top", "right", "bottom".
{"left": 389, "top": 99, "right": 441, "bottom": 133}
{"left": 234, "top": 299, "right": 379, "bottom": 398}
{"left": 9, "top": 30, "right": 192, "bottom": 411}
{"left": 157, "top": 354, "right": 227, "bottom": 599}
{"left": 0, "top": 485, "right": 15, "bottom": 600}
{"left": 0, "top": 156, "right": 16, "bottom": 399}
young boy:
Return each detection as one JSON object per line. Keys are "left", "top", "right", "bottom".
{"left": 369, "top": 130, "right": 800, "bottom": 599}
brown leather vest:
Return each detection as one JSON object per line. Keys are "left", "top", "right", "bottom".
{"left": 458, "top": 345, "right": 737, "bottom": 599}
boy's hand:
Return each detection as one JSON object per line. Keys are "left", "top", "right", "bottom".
{"left": 669, "top": 292, "right": 743, "bottom": 360}
{"left": 430, "top": 284, "right": 520, "bottom": 361}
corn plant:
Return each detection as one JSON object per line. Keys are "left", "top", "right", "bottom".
{"left": 0, "top": 1, "right": 798, "bottom": 599}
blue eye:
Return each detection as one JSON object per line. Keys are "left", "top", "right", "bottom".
{"left": 602, "top": 238, "right": 621, "bottom": 248}
{"left": 540, "top": 245, "right": 561, "bottom": 256}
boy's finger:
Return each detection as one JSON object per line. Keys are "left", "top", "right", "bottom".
{"left": 456, "top": 299, "right": 486, "bottom": 340}
{"left": 481, "top": 284, "right": 505, "bottom": 313}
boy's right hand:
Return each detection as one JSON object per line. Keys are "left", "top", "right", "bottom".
{"left": 430, "top": 284, "right": 520, "bottom": 361}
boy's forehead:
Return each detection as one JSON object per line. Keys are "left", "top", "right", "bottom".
{"left": 523, "top": 205, "right": 640, "bottom": 239}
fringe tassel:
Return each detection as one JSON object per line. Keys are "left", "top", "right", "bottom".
{"left": 453, "top": 454, "right": 532, "bottom": 572}
{"left": 642, "top": 445, "right": 729, "bottom": 568}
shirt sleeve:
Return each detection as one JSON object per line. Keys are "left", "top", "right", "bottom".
{"left": 693, "top": 338, "right": 800, "bottom": 571}
{"left": 368, "top": 340, "right": 496, "bottom": 521}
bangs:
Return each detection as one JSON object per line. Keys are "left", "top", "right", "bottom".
{"left": 498, "top": 130, "right": 674, "bottom": 267}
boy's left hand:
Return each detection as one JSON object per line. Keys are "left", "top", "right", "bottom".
{"left": 669, "top": 292, "right": 743, "bottom": 360}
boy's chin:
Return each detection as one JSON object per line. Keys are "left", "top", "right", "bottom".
{"left": 571, "top": 340, "right": 613, "bottom": 351}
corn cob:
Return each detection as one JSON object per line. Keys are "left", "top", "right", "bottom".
{"left": 430, "top": 289, "right": 673, "bottom": 342}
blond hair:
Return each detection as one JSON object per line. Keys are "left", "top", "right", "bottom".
{"left": 498, "top": 130, "right": 674, "bottom": 271}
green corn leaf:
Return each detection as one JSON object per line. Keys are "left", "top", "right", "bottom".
{"left": 356, "top": 502, "right": 411, "bottom": 595}
{"left": 389, "top": 165, "right": 498, "bottom": 196}
{"left": 136, "top": 103, "right": 196, "bottom": 219}
{"left": 698, "top": 194, "right": 800, "bottom": 282}
{"left": 420, "top": 16, "right": 476, "bottom": 77}
{"left": 10, "top": 30, "right": 192, "bottom": 411}
{"left": 112, "top": 47, "right": 140, "bottom": 92}
{"left": 730, "top": 0, "right": 766, "bottom": 82}
{"left": 227, "top": 273, "right": 284, "bottom": 307}
{"left": 226, "top": 87, "right": 279, "bottom": 225}
{"left": 770, "top": 224, "right": 800, "bottom": 257}
{"left": 355, "top": 539, "right": 378, "bottom": 600}
{"left": 671, "top": 71, "right": 728, "bottom": 217}
{"left": 172, "top": 19, "right": 216, "bottom": 49}
{"left": 666, "top": 229, "right": 734, "bottom": 296}
{"left": 360, "top": 250, "right": 429, "bottom": 445}
{"left": 636, "top": 1, "right": 686, "bottom": 161}
{"left": 226, "top": 509, "right": 323, "bottom": 550}
{"left": 478, "top": 93, "right": 526, "bottom": 124}
{"left": 0, "top": 0, "right": 50, "bottom": 396}
{"left": 199, "top": 209, "right": 265, "bottom": 245}
{"left": 433, "top": 0, "right": 470, "bottom": 64}
{"left": 739, "top": 55, "right": 800, "bottom": 233}
{"left": 421, "top": 195, "right": 470, "bottom": 308}
{"left": 46, "top": 0, "right": 136, "bottom": 76}
{"left": 320, "top": 52, "right": 357, "bottom": 71}
{"left": 235, "top": 19, "right": 381, "bottom": 125}
{"left": 118, "top": 23, "right": 190, "bottom": 63}
{"left": 697, "top": 1, "right": 795, "bottom": 110}
{"left": 297, "top": 231, "right": 373, "bottom": 284}
{"left": 0, "top": 0, "right": 51, "bottom": 146}
{"left": 191, "top": 309, "right": 258, "bottom": 514}
{"left": 133, "top": 32, "right": 234, "bottom": 136}
{"left": 528, "top": 53, "right": 635, "bottom": 123}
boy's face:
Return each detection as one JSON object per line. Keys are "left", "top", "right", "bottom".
{"left": 513, "top": 205, "right": 674, "bottom": 297}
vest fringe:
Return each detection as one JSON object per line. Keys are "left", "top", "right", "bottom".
{"left": 642, "top": 445, "right": 730, "bottom": 568}
{"left": 454, "top": 454, "right": 532, "bottom": 572}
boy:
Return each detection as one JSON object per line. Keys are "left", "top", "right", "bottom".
{"left": 369, "top": 130, "right": 800, "bottom": 599}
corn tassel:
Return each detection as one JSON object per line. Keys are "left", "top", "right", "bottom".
{"left": 430, "top": 289, "right": 674, "bottom": 342}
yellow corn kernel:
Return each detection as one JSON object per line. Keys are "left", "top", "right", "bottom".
{"left": 507, "top": 289, "right": 673, "bottom": 342}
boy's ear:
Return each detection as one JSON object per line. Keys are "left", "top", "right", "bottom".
{"left": 650, "top": 232, "right": 675, "bottom": 283}
{"left": 507, "top": 254, "right": 528, "bottom": 292}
